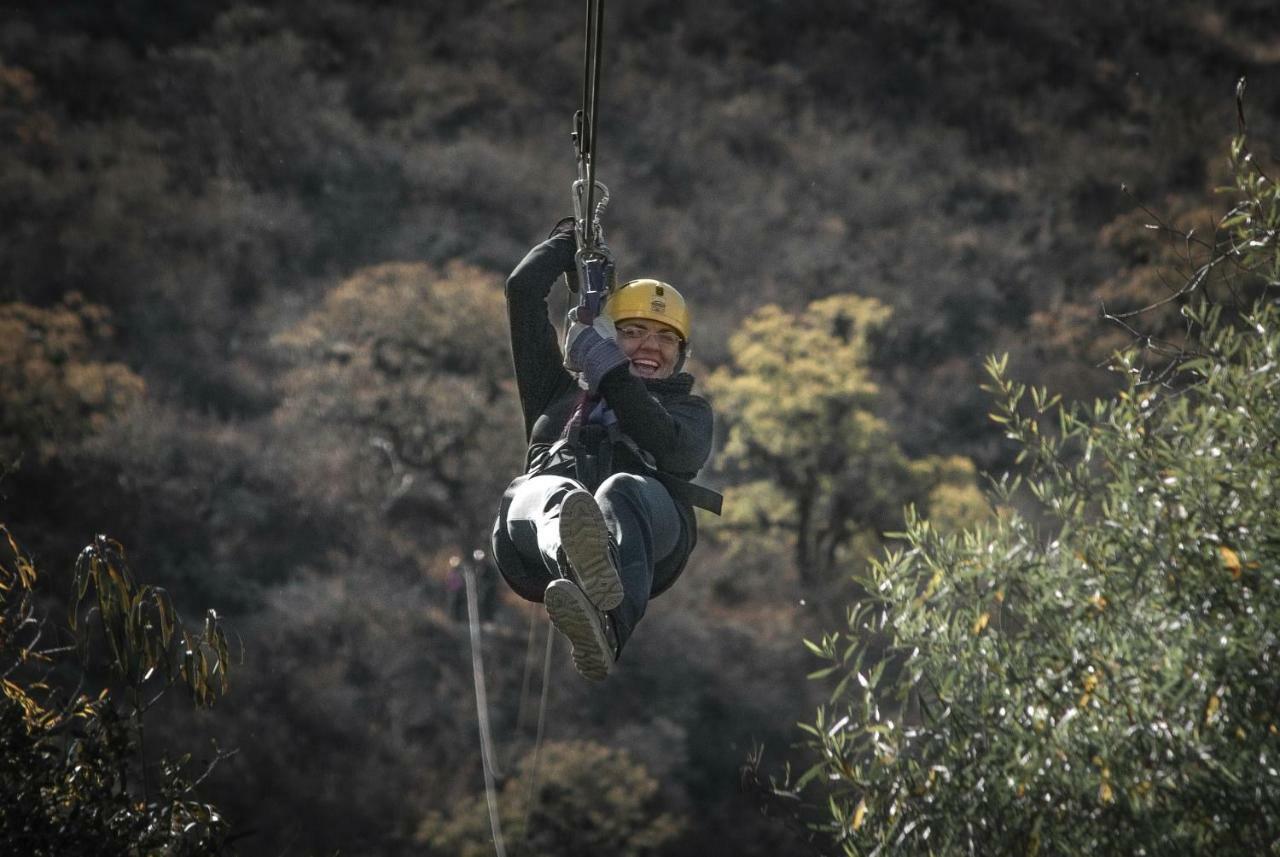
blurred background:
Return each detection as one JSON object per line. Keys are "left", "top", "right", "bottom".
{"left": 2, "top": 1, "right": 1278, "bottom": 853}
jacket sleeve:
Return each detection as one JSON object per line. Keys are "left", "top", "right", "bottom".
{"left": 505, "top": 233, "right": 577, "bottom": 440}
{"left": 597, "top": 368, "right": 714, "bottom": 478}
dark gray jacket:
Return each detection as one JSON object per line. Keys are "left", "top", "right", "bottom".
{"left": 492, "top": 230, "right": 716, "bottom": 602}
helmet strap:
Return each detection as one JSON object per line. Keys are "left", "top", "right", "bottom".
{"left": 673, "top": 343, "right": 689, "bottom": 374}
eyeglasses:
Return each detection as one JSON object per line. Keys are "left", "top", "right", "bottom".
{"left": 616, "top": 324, "right": 682, "bottom": 349}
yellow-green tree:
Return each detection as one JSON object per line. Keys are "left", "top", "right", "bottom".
{"left": 417, "top": 740, "right": 685, "bottom": 857}
{"left": 0, "top": 293, "right": 144, "bottom": 464}
{"left": 707, "top": 294, "right": 985, "bottom": 587}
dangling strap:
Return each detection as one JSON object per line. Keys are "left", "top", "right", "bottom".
{"left": 561, "top": 392, "right": 617, "bottom": 442}
{"left": 558, "top": 390, "right": 621, "bottom": 493}
{"left": 560, "top": 390, "right": 590, "bottom": 441}
{"left": 609, "top": 431, "right": 724, "bottom": 515}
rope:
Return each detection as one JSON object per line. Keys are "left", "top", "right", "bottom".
{"left": 508, "top": 608, "right": 541, "bottom": 764}
{"left": 463, "top": 564, "right": 557, "bottom": 857}
{"left": 517, "top": 626, "right": 555, "bottom": 845}
{"left": 463, "top": 565, "right": 508, "bottom": 857}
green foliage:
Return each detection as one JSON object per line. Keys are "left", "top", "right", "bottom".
{"left": 7, "top": 4, "right": 1280, "bottom": 854}
{"left": 0, "top": 526, "right": 235, "bottom": 853}
{"left": 418, "top": 740, "right": 686, "bottom": 857}
{"left": 914, "top": 455, "right": 991, "bottom": 536}
{"left": 711, "top": 295, "right": 890, "bottom": 464}
{"left": 70, "top": 535, "right": 233, "bottom": 708}
{"left": 790, "top": 126, "right": 1280, "bottom": 855}
{"left": 707, "top": 295, "right": 987, "bottom": 586}
{"left": 1223, "top": 82, "right": 1280, "bottom": 288}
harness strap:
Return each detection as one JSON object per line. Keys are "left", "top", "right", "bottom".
{"left": 558, "top": 395, "right": 724, "bottom": 513}
{"left": 563, "top": 396, "right": 617, "bottom": 492}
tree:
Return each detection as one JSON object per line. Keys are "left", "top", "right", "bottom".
{"left": 1025, "top": 177, "right": 1234, "bottom": 403}
{"left": 788, "top": 109, "right": 1280, "bottom": 855}
{"left": 706, "top": 294, "right": 987, "bottom": 588}
{"left": 417, "top": 740, "right": 686, "bottom": 857}
{"left": 0, "top": 526, "right": 235, "bottom": 854}
{"left": 272, "top": 260, "right": 523, "bottom": 553}
{"left": 0, "top": 293, "right": 144, "bottom": 465}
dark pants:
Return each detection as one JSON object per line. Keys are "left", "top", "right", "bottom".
{"left": 504, "top": 472, "right": 682, "bottom": 649}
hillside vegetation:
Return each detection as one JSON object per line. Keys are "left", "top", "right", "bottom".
{"left": 1, "top": 1, "right": 1278, "bottom": 853}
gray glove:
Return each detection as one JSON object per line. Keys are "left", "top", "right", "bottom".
{"left": 564, "top": 309, "right": 627, "bottom": 391}
{"left": 563, "top": 308, "right": 617, "bottom": 370}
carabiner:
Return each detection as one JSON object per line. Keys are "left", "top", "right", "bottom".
{"left": 574, "top": 245, "right": 615, "bottom": 324}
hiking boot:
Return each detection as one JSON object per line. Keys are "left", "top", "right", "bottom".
{"left": 557, "top": 489, "right": 624, "bottom": 611}
{"left": 544, "top": 579, "right": 613, "bottom": 682}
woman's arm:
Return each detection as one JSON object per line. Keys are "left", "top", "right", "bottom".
{"left": 505, "top": 231, "right": 576, "bottom": 439}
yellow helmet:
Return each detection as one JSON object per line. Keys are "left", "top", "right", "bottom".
{"left": 605, "top": 279, "right": 690, "bottom": 342}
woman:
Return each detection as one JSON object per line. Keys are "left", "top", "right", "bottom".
{"left": 491, "top": 220, "right": 720, "bottom": 681}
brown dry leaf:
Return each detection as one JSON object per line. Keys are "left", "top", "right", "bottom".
{"left": 1220, "top": 546, "right": 1242, "bottom": 579}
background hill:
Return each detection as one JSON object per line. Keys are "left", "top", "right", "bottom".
{"left": 2, "top": 1, "right": 1278, "bottom": 853}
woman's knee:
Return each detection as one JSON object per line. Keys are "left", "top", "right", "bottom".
{"left": 595, "top": 472, "right": 651, "bottom": 505}
{"left": 508, "top": 474, "right": 581, "bottom": 521}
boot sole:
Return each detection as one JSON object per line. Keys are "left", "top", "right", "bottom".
{"left": 558, "top": 490, "right": 624, "bottom": 611}
{"left": 544, "top": 579, "right": 611, "bottom": 682}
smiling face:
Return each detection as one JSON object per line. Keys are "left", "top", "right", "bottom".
{"left": 615, "top": 318, "right": 683, "bottom": 380}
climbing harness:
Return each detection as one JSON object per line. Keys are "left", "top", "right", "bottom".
{"left": 568, "top": 0, "right": 615, "bottom": 326}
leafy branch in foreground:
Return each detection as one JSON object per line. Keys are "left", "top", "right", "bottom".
{"left": 786, "top": 94, "right": 1280, "bottom": 856}
{"left": 1, "top": 526, "right": 237, "bottom": 854}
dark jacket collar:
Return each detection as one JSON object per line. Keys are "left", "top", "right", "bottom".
{"left": 643, "top": 372, "right": 695, "bottom": 396}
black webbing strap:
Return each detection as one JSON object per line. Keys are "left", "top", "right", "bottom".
{"left": 558, "top": 385, "right": 723, "bottom": 513}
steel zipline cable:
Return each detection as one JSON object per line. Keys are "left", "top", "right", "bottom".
{"left": 577, "top": 0, "right": 605, "bottom": 248}
{"left": 569, "top": 0, "right": 614, "bottom": 326}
